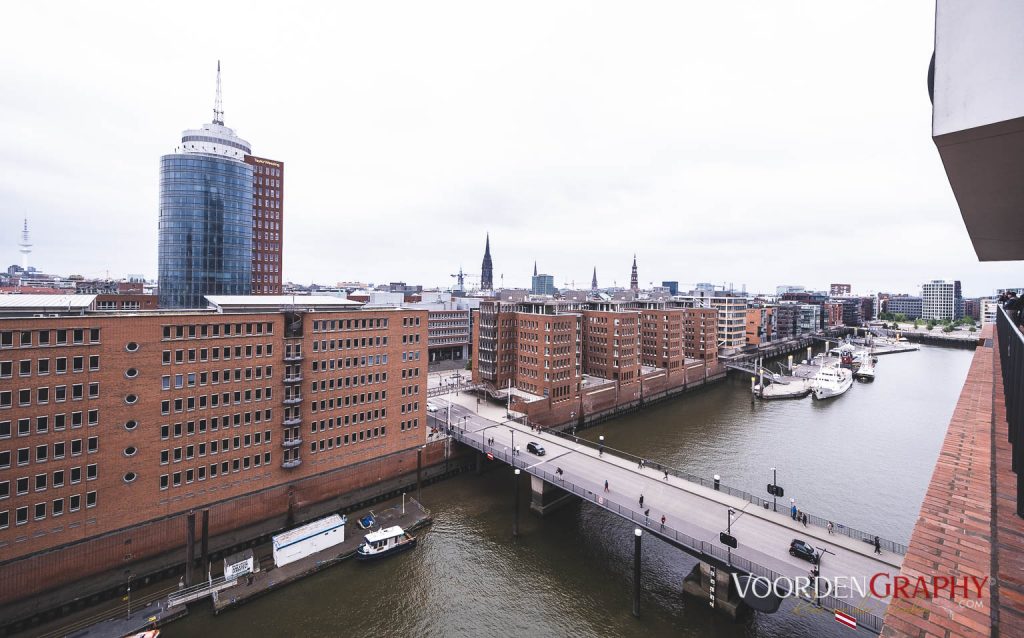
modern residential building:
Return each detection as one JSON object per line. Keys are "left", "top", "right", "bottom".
{"left": 245, "top": 155, "right": 284, "bottom": 295}
{"left": 824, "top": 301, "right": 844, "bottom": 327}
{"left": 981, "top": 297, "right": 999, "bottom": 324}
{"left": 963, "top": 298, "right": 981, "bottom": 320}
{"left": 661, "top": 281, "right": 679, "bottom": 296}
{"left": 830, "top": 283, "right": 852, "bottom": 296}
{"left": 745, "top": 306, "right": 775, "bottom": 346}
{"left": 921, "top": 279, "right": 964, "bottom": 321}
{"left": 796, "top": 304, "right": 821, "bottom": 334}
{"left": 673, "top": 289, "right": 748, "bottom": 351}
{"left": 886, "top": 295, "right": 923, "bottom": 319}
{"left": 0, "top": 295, "right": 428, "bottom": 606}
{"left": 776, "top": 285, "right": 805, "bottom": 295}
{"left": 774, "top": 303, "right": 799, "bottom": 340}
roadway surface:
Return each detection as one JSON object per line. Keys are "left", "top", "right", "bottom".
{"left": 431, "top": 395, "right": 904, "bottom": 628}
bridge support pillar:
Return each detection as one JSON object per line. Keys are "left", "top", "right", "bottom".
{"left": 682, "top": 562, "right": 742, "bottom": 619}
{"left": 475, "top": 451, "right": 483, "bottom": 475}
{"left": 529, "top": 476, "right": 576, "bottom": 515}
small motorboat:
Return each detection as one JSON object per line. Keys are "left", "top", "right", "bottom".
{"left": 356, "top": 526, "right": 417, "bottom": 561}
{"left": 854, "top": 353, "right": 875, "bottom": 381}
{"left": 357, "top": 512, "right": 376, "bottom": 530}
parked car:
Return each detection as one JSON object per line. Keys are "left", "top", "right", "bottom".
{"left": 526, "top": 441, "right": 546, "bottom": 456}
{"left": 426, "top": 403, "right": 439, "bottom": 413}
{"left": 789, "top": 539, "right": 818, "bottom": 563}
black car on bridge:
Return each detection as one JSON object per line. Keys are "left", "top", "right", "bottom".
{"left": 789, "top": 539, "right": 818, "bottom": 563}
{"left": 526, "top": 442, "right": 546, "bottom": 456}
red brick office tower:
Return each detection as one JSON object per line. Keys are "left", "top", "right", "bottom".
{"left": 244, "top": 155, "right": 284, "bottom": 294}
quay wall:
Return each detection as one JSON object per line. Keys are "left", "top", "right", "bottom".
{"left": 0, "top": 439, "right": 466, "bottom": 631}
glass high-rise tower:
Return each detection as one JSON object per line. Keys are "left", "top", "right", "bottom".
{"left": 158, "top": 64, "right": 254, "bottom": 308}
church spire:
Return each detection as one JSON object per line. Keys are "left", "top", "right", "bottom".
{"left": 630, "top": 254, "right": 639, "bottom": 292}
{"left": 591, "top": 267, "right": 598, "bottom": 291}
{"left": 533, "top": 261, "right": 538, "bottom": 277}
{"left": 480, "top": 233, "right": 494, "bottom": 291}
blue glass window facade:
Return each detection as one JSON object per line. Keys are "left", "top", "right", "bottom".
{"left": 158, "top": 155, "right": 253, "bottom": 308}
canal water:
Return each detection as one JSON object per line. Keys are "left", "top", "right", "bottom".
{"left": 169, "top": 345, "right": 973, "bottom": 638}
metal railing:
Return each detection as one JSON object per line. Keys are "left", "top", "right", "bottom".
{"left": 542, "top": 429, "right": 907, "bottom": 555}
{"left": 996, "top": 305, "right": 1024, "bottom": 517}
{"left": 456, "top": 431, "right": 885, "bottom": 634}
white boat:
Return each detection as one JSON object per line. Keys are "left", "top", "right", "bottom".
{"left": 854, "top": 353, "right": 875, "bottom": 380}
{"left": 811, "top": 364, "right": 853, "bottom": 400}
{"left": 356, "top": 525, "right": 417, "bottom": 561}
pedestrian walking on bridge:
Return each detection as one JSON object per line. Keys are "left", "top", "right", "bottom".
{"left": 639, "top": 494, "right": 644, "bottom": 508}
{"left": 604, "top": 480, "right": 609, "bottom": 493}
{"left": 660, "top": 515, "right": 666, "bottom": 530}
{"left": 874, "top": 536, "right": 882, "bottom": 555}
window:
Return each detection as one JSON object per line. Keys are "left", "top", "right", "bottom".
{"left": 125, "top": 368, "right": 138, "bottom": 378}
{"left": 52, "top": 498, "right": 63, "bottom": 516}
{"left": 125, "top": 394, "right": 138, "bottom": 405}
{"left": 53, "top": 470, "right": 64, "bottom": 487}
{"left": 126, "top": 341, "right": 140, "bottom": 352}
{"left": 86, "top": 491, "right": 96, "bottom": 508}
{"left": 123, "top": 472, "right": 137, "bottom": 483}
{"left": 125, "top": 420, "right": 138, "bottom": 431}
{"left": 87, "top": 436, "right": 98, "bottom": 453}
{"left": 34, "top": 502, "right": 46, "bottom": 520}
{"left": 86, "top": 464, "right": 97, "bottom": 480}
{"left": 16, "top": 506, "right": 28, "bottom": 525}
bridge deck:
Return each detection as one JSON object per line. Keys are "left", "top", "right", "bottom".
{"left": 435, "top": 395, "right": 904, "bottom": 633}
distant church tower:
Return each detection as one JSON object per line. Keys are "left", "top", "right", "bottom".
{"left": 480, "top": 233, "right": 494, "bottom": 291}
{"left": 630, "top": 254, "right": 639, "bottom": 292}
{"left": 591, "top": 267, "right": 598, "bottom": 291}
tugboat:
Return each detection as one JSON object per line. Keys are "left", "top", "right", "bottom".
{"left": 356, "top": 526, "right": 417, "bottom": 561}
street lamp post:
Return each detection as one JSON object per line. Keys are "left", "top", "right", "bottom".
{"left": 727, "top": 509, "right": 735, "bottom": 565}
{"left": 513, "top": 468, "right": 521, "bottom": 538}
{"left": 126, "top": 572, "right": 132, "bottom": 620}
{"left": 813, "top": 547, "right": 835, "bottom": 606}
{"left": 508, "top": 427, "right": 515, "bottom": 465}
{"left": 772, "top": 467, "right": 777, "bottom": 513}
{"left": 598, "top": 435, "right": 604, "bottom": 457}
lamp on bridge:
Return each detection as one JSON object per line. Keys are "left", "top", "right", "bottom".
{"left": 599, "top": 435, "right": 604, "bottom": 457}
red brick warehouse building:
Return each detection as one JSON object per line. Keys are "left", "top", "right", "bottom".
{"left": 0, "top": 294, "right": 430, "bottom": 613}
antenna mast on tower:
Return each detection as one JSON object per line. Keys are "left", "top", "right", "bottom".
{"left": 213, "top": 60, "right": 224, "bottom": 125}
{"left": 18, "top": 218, "right": 32, "bottom": 270}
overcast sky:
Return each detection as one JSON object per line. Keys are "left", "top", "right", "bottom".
{"left": 0, "top": 1, "right": 1018, "bottom": 297}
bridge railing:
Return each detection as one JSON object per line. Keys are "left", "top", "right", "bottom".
{"left": 456, "top": 430, "right": 885, "bottom": 635}
{"left": 543, "top": 429, "right": 908, "bottom": 555}
{"left": 996, "top": 305, "right": 1024, "bottom": 517}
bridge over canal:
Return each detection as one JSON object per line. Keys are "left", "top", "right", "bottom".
{"left": 434, "top": 397, "right": 905, "bottom": 634}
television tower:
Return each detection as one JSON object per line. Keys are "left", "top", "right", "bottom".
{"left": 18, "top": 218, "right": 32, "bottom": 270}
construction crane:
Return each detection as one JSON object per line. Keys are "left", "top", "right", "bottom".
{"left": 450, "top": 267, "right": 480, "bottom": 292}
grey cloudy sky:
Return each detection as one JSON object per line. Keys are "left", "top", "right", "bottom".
{"left": 0, "top": 1, "right": 1017, "bottom": 297}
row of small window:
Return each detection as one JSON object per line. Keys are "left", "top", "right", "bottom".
{"left": 401, "top": 351, "right": 422, "bottom": 362}
{"left": 400, "top": 368, "right": 422, "bottom": 380}
{"left": 310, "top": 356, "right": 387, "bottom": 372}
{"left": 0, "top": 438, "right": 98, "bottom": 468}
{"left": 160, "top": 415, "right": 272, "bottom": 439}
{"left": 162, "top": 367, "right": 273, "bottom": 389}
{"left": 0, "top": 492, "right": 96, "bottom": 529}
{"left": 307, "top": 405, "right": 387, "bottom": 426}
{"left": 399, "top": 418, "right": 420, "bottom": 431}
{"left": 160, "top": 391, "right": 273, "bottom": 415}
{"left": 399, "top": 402, "right": 420, "bottom": 414}
{"left": 160, "top": 453, "right": 272, "bottom": 489}
{"left": 0, "top": 355, "right": 100, "bottom": 378}
{"left": 309, "top": 426, "right": 387, "bottom": 453}
{"left": 0, "top": 412, "right": 98, "bottom": 438}
{"left": 311, "top": 337, "right": 388, "bottom": 353}
{"left": 311, "top": 318, "right": 390, "bottom": 332}
{"left": 162, "top": 322, "right": 275, "bottom": 341}
{"left": 307, "top": 391, "right": 388, "bottom": 408}
{"left": 1, "top": 465, "right": 97, "bottom": 498}
{"left": 161, "top": 430, "right": 272, "bottom": 464}
{"left": 162, "top": 344, "right": 273, "bottom": 364}
{"left": 0, "top": 329, "right": 101, "bottom": 349}
{"left": 308, "top": 372, "right": 387, "bottom": 391}
{"left": 0, "top": 384, "right": 100, "bottom": 408}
